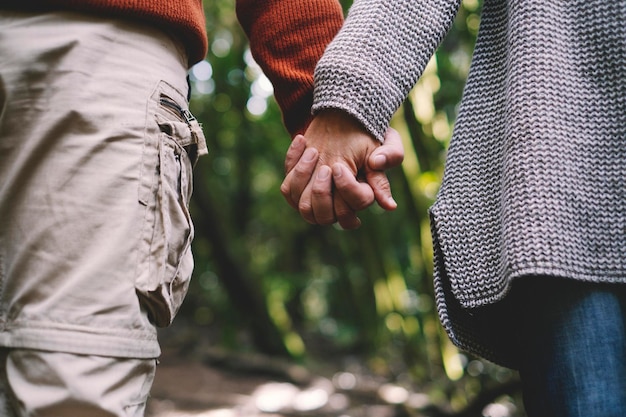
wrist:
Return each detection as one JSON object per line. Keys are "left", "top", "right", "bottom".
{"left": 308, "top": 109, "right": 375, "bottom": 141}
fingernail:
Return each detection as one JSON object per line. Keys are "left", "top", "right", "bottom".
{"left": 373, "top": 155, "right": 386, "bottom": 168}
{"left": 333, "top": 164, "right": 343, "bottom": 178}
{"left": 303, "top": 147, "right": 317, "bottom": 162}
{"left": 317, "top": 165, "right": 331, "bottom": 180}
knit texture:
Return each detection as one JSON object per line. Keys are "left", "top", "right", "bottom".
{"left": 314, "top": 0, "right": 626, "bottom": 367}
{"left": 238, "top": 0, "right": 344, "bottom": 136}
{"left": 313, "top": 0, "right": 461, "bottom": 142}
{"left": 1, "top": 0, "right": 207, "bottom": 65}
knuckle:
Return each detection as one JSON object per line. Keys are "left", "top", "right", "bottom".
{"left": 311, "top": 185, "right": 332, "bottom": 198}
{"left": 298, "top": 199, "right": 312, "bottom": 215}
{"left": 353, "top": 196, "right": 374, "bottom": 211}
{"left": 335, "top": 206, "right": 355, "bottom": 219}
{"left": 371, "top": 175, "right": 391, "bottom": 192}
{"left": 349, "top": 186, "right": 375, "bottom": 210}
{"left": 292, "top": 161, "right": 315, "bottom": 178}
{"left": 299, "top": 209, "right": 316, "bottom": 225}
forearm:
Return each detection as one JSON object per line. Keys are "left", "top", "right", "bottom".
{"left": 312, "top": 0, "right": 462, "bottom": 142}
{"left": 235, "top": 0, "right": 344, "bottom": 136}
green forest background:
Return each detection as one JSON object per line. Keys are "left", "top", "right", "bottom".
{"left": 161, "top": 0, "right": 524, "bottom": 415}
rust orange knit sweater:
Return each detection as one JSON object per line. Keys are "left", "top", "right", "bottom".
{"left": 2, "top": 0, "right": 344, "bottom": 136}
{"left": 238, "top": 0, "right": 344, "bottom": 135}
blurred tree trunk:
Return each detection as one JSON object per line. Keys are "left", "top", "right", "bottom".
{"left": 192, "top": 172, "right": 290, "bottom": 357}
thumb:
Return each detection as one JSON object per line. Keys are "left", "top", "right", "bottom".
{"left": 368, "top": 128, "right": 404, "bottom": 171}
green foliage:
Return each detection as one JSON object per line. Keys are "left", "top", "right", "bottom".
{"left": 171, "top": 0, "right": 522, "bottom": 414}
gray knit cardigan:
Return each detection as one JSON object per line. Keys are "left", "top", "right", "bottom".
{"left": 312, "top": 0, "right": 625, "bottom": 367}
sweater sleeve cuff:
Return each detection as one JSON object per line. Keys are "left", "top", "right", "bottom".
{"left": 312, "top": 67, "right": 404, "bottom": 143}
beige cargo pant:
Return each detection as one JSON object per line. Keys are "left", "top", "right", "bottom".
{"left": 0, "top": 10, "right": 206, "bottom": 416}
{"left": 0, "top": 350, "right": 155, "bottom": 416}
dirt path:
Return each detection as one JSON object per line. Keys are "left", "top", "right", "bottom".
{"left": 146, "top": 349, "right": 418, "bottom": 417}
{"left": 145, "top": 330, "right": 524, "bottom": 417}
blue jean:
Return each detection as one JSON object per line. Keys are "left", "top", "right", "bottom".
{"left": 514, "top": 278, "right": 626, "bottom": 417}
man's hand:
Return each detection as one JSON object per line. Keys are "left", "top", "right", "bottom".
{"left": 281, "top": 110, "right": 404, "bottom": 229}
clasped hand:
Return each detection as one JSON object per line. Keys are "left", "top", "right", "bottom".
{"left": 281, "top": 110, "right": 404, "bottom": 229}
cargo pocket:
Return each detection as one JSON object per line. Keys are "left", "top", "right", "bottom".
{"left": 135, "top": 82, "right": 205, "bottom": 327}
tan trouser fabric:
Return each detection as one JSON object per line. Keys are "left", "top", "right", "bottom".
{"left": 0, "top": 10, "right": 206, "bottom": 357}
{"left": 0, "top": 10, "right": 207, "bottom": 414}
{"left": 0, "top": 349, "right": 156, "bottom": 417}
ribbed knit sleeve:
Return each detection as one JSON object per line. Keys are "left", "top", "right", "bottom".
{"left": 312, "top": 0, "right": 462, "bottom": 142}
{"left": 236, "top": 0, "right": 344, "bottom": 137}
